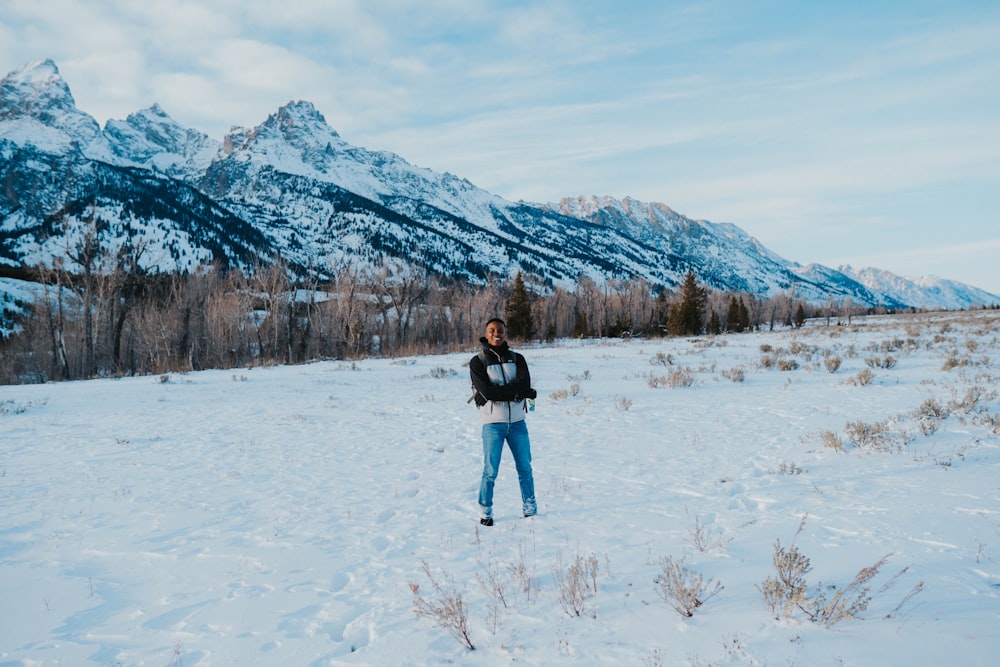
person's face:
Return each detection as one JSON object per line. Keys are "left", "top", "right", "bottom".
{"left": 485, "top": 321, "right": 506, "bottom": 346}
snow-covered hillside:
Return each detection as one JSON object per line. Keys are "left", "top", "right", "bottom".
{"left": 2, "top": 310, "right": 998, "bottom": 665}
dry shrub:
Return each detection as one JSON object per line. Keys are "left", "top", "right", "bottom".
{"left": 771, "top": 462, "right": 805, "bottom": 475}
{"left": 941, "top": 353, "right": 971, "bottom": 371}
{"left": 759, "top": 542, "right": 921, "bottom": 627}
{"left": 803, "top": 555, "right": 889, "bottom": 626}
{"left": 721, "top": 366, "right": 746, "bottom": 383}
{"left": 687, "top": 513, "right": 734, "bottom": 554}
{"left": 844, "top": 419, "right": 893, "bottom": 452}
{"left": 914, "top": 397, "right": 949, "bottom": 435}
{"left": 654, "top": 556, "right": 723, "bottom": 617}
{"left": 824, "top": 356, "right": 842, "bottom": 373}
{"left": 789, "top": 341, "right": 815, "bottom": 356}
{"left": 650, "top": 352, "right": 674, "bottom": 366}
{"left": 819, "top": 429, "right": 845, "bottom": 451}
{"left": 847, "top": 368, "right": 876, "bottom": 386}
{"left": 979, "top": 413, "right": 1000, "bottom": 434}
{"left": 777, "top": 358, "right": 800, "bottom": 371}
{"left": 759, "top": 540, "right": 810, "bottom": 620}
{"left": 410, "top": 560, "right": 475, "bottom": 650}
{"left": 948, "top": 385, "right": 997, "bottom": 416}
{"left": 648, "top": 367, "right": 695, "bottom": 388}
{"left": 865, "top": 355, "right": 897, "bottom": 370}
{"left": 554, "top": 550, "right": 602, "bottom": 617}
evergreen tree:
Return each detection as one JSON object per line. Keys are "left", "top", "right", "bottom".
{"left": 667, "top": 271, "right": 706, "bottom": 336}
{"left": 504, "top": 272, "right": 534, "bottom": 340}
{"left": 737, "top": 298, "right": 751, "bottom": 332}
{"left": 707, "top": 309, "right": 722, "bottom": 335}
{"left": 726, "top": 296, "right": 741, "bottom": 333}
{"left": 794, "top": 302, "right": 806, "bottom": 328}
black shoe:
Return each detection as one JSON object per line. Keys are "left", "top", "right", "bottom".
{"left": 523, "top": 512, "right": 536, "bottom": 518}
{"left": 480, "top": 517, "right": 494, "bottom": 526}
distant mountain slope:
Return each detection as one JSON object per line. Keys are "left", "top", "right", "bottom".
{"left": 838, "top": 265, "right": 1000, "bottom": 311}
{"left": 2, "top": 59, "right": 998, "bottom": 310}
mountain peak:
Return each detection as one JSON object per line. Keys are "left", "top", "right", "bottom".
{"left": 10, "top": 58, "right": 62, "bottom": 84}
{"left": 1, "top": 58, "right": 98, "bottom": 144}
{"left": 276, "top": 100, "right": 330, "bottom": 125}
{"left": 261, "top": 100, "right": 339, "bottom": 140}
{"left": 2, "top": 58, "right": 73, "bottom": 115}
{"left": 101, "top": 102, "right": 218, "bottom": 174}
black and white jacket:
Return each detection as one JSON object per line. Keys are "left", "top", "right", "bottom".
{"left": 469, "top": 339, "right": 536, "bottom": 424}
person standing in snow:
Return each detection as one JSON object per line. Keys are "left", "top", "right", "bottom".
{"left": 470, "top": 317, "right": 537, "bottom": 526}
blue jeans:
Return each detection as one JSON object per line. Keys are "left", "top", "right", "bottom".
{"left": 478, "top": 420, "right": 536, "bottom": 517}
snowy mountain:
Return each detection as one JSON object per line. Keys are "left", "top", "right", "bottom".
{"left": 838, "top": 265, "right": 1000, "bottom": 311}
{"left": 2, "top": 59, "right": 997, "bottom": 310}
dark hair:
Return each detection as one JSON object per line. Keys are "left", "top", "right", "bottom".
{"left": 485, "top": 317, "right": 506, "bottom": 329}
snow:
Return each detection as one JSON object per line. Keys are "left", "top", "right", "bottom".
{"left": 2, "top": 310, "right": 999, "bottom": 666}
{"left": 0, "top": 118, "right": 76, "bottom": 154}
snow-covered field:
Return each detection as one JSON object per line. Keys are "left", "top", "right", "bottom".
{"left": 2, "top": 310, "right": 999, "bottom": 666}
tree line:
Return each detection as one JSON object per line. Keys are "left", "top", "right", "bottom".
{"left": 1, "top": 246, "right": 865, "bottom": 385}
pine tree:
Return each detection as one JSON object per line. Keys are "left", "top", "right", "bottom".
{"left": 794, "top": 302, "right": 806, "bottom": 328}
{"left": 726, "top": 296, "right": 741, "bottom": 333}
{"left": 667, "top": 271, "right": 706, "bottom": 336}
{"left": 707, "top": 310, "right": 722, "bottom": 335}
{"left": 504, "top": 272, "right": 534, "bottom": 340}
{"left": 737, "top": 298, "right": 751, "bottom": 332}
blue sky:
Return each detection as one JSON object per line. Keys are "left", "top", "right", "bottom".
{"left": 3, "top": 0, "right": 999, "bottom": 294}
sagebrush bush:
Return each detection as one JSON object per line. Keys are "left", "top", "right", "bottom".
{"left": 844, "top": 419, "right": 895, "bottom": 452}
{"left": 941, "top": 353, "right": 971, "bottom": 371}
{"left": 819, "top": 429, "right": 845, "bottom": 451}
{"left": 554, "top": 551, "right": 602, "bottom": 617}
{"left": 410, "top": 560, "right": 475, "bottom": 650}
{"left": 824, "top": 356, "right": 842, "bottom": 373}
{"left": 650, "top": 352, "right": 674, "bottom": 366}
{"left": 771, "top": 462, "right": 805, "bottom": 475}
{"left": 948, "top": 385, "right": 997, "bottom": 416}
{"left": 758, "top": 541, "right": 914, "bottom": 627}
{"left": 914, "top": 397, "right": 949, "bottom": 435}
{"left": 654, "top": 556, "right": 723, "bottom": 617}
{"left": 865, "top": 355, "right": 897, "bottom": 369}
{"left": 687, "top": 514, "right": 733, "bottom": 554}
{"left": 848, "top": 368, "right": 876, "bottom": 386}
{"left": 721, "top": 367, "right": 746, "bottom": 382}
{"left": 759, "top": 540, "right": 810, "bottom": 620}
{"left": 777, "top": 358, "right": 800, "bottom": 371}
{"left": 648, "top": 367, "right": 695, "bottom": 388}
